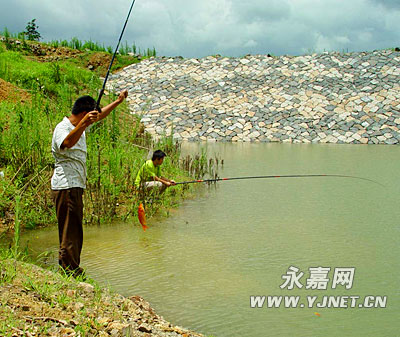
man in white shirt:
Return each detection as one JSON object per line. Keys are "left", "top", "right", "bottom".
{"left": 51, "top": 90, "right": 128, "bottom": 277}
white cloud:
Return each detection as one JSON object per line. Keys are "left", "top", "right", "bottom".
{"left": 244, "top": 39, "right": 258, "bottom": 48}
{"left": 335, "top": 36, "right": 351, "bottom": 45}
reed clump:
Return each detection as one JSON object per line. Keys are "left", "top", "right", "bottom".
{"left": 180, "top": 150, "right": 223, "bottom": 179}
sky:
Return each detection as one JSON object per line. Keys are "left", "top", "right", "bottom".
{"left": 1, "top": 0, "right": 399, "bottom": 58}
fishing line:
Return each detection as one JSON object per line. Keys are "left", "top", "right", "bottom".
{"left": 95, "top": 0, "right": 136, "bottom": 111}
{"left": 140, "top": 174, "right": 383, "bottom": 230}
{"left": 175, "top": 174, "right": 384, "bottom": 187}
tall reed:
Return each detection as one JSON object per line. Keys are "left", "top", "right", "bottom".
{"left": 13, "top": 195, "right": 21, "bottom": 257}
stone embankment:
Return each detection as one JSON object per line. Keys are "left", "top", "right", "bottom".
{"left": 109, "top": 50, "right": 400, "bottom": 144}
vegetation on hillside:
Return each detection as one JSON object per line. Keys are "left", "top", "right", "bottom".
{"left": 0, "top": 30, "right": 215, "bottom": 236}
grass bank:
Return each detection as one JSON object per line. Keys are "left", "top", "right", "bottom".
{"left": 0, "top": 252, "right": 205, "bottom": 337}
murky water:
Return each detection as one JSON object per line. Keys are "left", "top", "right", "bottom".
{"left": 22, "top": 143, "right": 400, "bottom": 337}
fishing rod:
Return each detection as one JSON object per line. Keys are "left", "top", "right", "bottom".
{"left": 95, "top": 0, "right": 136, "bottom": 111}
{"left": 175, "top": 174, "right": 384, "bottom": 187}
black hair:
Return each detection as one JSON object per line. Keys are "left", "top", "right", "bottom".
{"left": 152, "top": 150, "right": 166, "bottom": 161}
{"left": 71, "top": 95, "right": 96, "bottom": 115}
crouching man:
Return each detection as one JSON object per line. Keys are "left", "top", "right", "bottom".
{"left": 135, "top": 150, "right": 176, "bottom": 193}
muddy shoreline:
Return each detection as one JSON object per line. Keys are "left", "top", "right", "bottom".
{"left": 0, "top": 258, "right": 206, "bottom": 337}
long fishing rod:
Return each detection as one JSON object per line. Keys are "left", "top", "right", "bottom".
{"left": 175, "top": 174, "right": 383, "bottom": 186}
{"left": 95, "top": 0, "right": 136, "bottom": 111}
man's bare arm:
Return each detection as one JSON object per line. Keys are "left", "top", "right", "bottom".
{"left": 98, "top": 90, "right": 128, "bottom": 121}
{"left": 154, "top": 176, "right": 172, "bottom": 187}
{"left": 160, "top": 177, "right": 176, "bottom": 185}
{"left": 61, "top": 111, "right": 98, "bottom": 149}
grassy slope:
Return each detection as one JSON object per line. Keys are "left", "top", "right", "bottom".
{"left": 0, "top": 256, "right": 204, "bottom": 337}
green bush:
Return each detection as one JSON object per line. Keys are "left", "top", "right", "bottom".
{"left": 24, "top": 19, "right": 41, "bottom": 41}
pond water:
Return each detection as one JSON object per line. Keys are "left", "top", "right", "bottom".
{"left": 22, "top": 143, "right": 400, "bottom": 337}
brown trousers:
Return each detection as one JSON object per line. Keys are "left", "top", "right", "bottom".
{"left": 51, "top": 188, "right": 84, "bottom": 272}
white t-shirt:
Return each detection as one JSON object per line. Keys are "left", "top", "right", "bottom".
{"left": 51, "top": 117, "right": 88, "bottom": 190}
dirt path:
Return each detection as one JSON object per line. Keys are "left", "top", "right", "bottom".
{"left": 0, "top": 78, "right": 31, "bottom": 103}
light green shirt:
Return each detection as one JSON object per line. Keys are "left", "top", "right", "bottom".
{"left": 135, "top": 160, "right": 161, "bottom": 187}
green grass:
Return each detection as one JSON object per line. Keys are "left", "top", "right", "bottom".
{"left": 46, "top": 37, "right": 156, "bottom": 57}
{"left": 0, "top": 48, "right": 97, "bottom": 96}
{"left": 0, "top": 255, "right": 206, "bottom": 336}
{"left": 1, "top": 27, "right": 156, "bottom": 58}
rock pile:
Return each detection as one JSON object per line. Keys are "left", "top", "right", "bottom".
{"left": 109, "top": 50, "right": 400, "bottom": 144}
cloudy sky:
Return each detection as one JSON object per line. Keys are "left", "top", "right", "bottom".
{"left": 1, "top": 0, "right": 399, "bottom": 57}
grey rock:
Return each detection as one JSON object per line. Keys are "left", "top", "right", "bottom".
{"left": 108, "top": 50, "right": 400, "bottom": 144}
